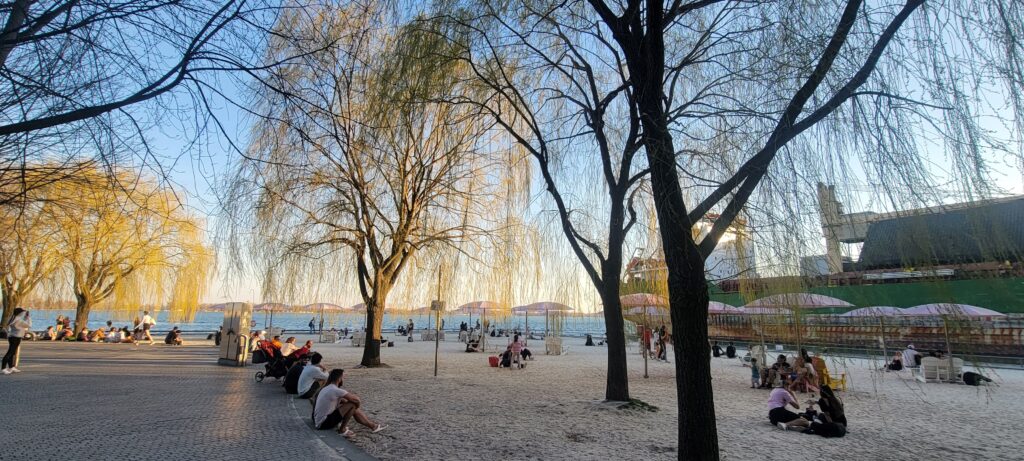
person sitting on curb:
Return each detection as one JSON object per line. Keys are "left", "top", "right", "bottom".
{"left": 284, "top": 355, "right": 309, "bottom": 394}
{"left": 312, "top": 369, "right": 386, "bottom": 438}
{"left": 297, "top": 353, "right": 329, "bottom": 400}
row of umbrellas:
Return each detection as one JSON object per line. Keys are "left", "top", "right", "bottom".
{"left": 206, "top": 294, "right": 1006, "bottom": 319}
{"left": 619, "top": 292, "right": 1007, "bottom": 318}
{"left": 203, "top": 301, "right": 576, "bottom": 315}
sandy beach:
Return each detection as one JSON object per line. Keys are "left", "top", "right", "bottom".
{"left": 293, "top": 336, "right": 1023, "bottom": 460}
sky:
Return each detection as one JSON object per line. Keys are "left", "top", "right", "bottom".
{"left": 130, "top": 1, "right": 1024, "bottom": 308}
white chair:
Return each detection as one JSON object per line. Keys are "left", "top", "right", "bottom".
{"left": 918, "top": 356, "right": 941, "bottom": 383}
{"left": 936, "top": 357, "right": 964, "bottom": 383}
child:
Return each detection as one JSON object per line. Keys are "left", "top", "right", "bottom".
{"left": 749, "top": 358, "right": 761, "bottom": 388}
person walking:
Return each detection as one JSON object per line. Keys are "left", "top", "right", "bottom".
{"left": 3, "top": 308, "right": 32, "bottom": 374}
{"left": 309, "top": 317, "right": 316, "bottom": 334}
{"left": 140, "top": 310, "right": 156, "bottom": 345}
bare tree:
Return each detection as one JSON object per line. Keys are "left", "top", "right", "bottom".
{"left": 226, "top": 4, "right": 499, "bottom": 366}
{"left": 0, "top": 0, "right": 317, "bottom": 213}
{"left": 434, "top": 4, "right": 646, "bottom": 401}
{"left": 571, "top": 0, "right": 1024, "bottom": 458}
{"left": 424, "top": 0, "right": 1024, "bottom": 457}
{"left": 0, "top": 0, "right": 275, "bottom": 135}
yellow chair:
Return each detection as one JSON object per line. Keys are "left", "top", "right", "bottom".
{"left": 811, "top": 357, "right": 847, "bottom": 391}
{"left": 821, "top": 368, "right": 847, "bottom": 391}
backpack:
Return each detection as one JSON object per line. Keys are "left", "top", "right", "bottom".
{"left": 963, "top": 371, "right": 992, "bottom": 386}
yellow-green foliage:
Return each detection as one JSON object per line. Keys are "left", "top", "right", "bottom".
{"left": 2, "top": 164, "right": 215, "bottom": 328}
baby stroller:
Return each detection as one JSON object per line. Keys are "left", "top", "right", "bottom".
{"left": 252, "top": 340, "right": 288, "bottom": 383}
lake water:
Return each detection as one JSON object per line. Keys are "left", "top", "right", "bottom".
{"left": 28, "top": 310, "right": 608, "bottom": 337}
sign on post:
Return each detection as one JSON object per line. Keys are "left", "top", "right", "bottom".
{"left": 432, "top": 300, "right": 445, "bottom": 376}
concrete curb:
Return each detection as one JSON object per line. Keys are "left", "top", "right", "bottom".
{"left": 287, "top": 393, "right": 379, "bottom": 461}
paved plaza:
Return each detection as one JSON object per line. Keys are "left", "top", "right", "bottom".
{"left": 0, "top": 342, "right": 369, "bottom": 461}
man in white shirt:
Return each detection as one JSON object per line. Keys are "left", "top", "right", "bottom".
{"left": 298, "top": 353, "right": 329, "bottom": 399}
{"left": 280, "top": 337, "right": 299, "bottom": 356}
{"left": 902, "top": 345, "right": 921, "bottom": 368}
{"left": 312, "top": 369, "right": 385, "bottom": 437}
{"left": 140, "top": 311, "right": 156, "bottom": 345}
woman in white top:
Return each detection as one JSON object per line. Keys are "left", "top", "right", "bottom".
{"left": 3, "top": 308, "right": 32, "bottom": 374}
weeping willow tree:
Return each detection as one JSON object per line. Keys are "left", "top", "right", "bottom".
{"left": 0, "top": 167, "right": 68, "bottom": 325}
{"left": 45, "top": 165, "right": 213, "bottom": 333}
{"left": 226, "top": 2, "right": 501, "bottom": 367}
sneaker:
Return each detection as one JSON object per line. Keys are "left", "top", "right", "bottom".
{"left": 777, "top": 422, "right": 788, "bottom": 431}
{"left": 372, "top": 424, "right": 387, "bottom": 433}
{"left": 1, "top": 368, "right": 10, "bottom": 375}
{"left": 9, "top": 367, "right": 20, "bottom": 373}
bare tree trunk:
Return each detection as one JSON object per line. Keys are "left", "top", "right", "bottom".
{"left": 74, "top": 291, "right": 91, "bottom": 335}
{"left": 1, "top": 290, "right": 20, "bottom": 327}
{"left": 640, "top": 88, "right": 720, "bottom": 459}
{"left": 360, "top": 289, "right": 388, "bottom": 367}
{"left": 599, "top": 288, "right": 630, "bottom": 401}
{"left": 0, "top": 0, "right": 31, "bottom": 68}
{"left": 601, "top": 203, "right": 630, "bottom": 401}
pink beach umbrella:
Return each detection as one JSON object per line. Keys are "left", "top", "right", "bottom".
{"left": 457, "top": 300, "right": 506, "bottom": 314}
{"left": 902, "top": 303, "right": 1006, "bottom": 317}
{"left": 457, "top": 301, "right": 507, "bottom": 328}
{"left": 253, "top": 302, "right": 288, "bottom": 330}
{"left": 512, "top": 302, "right": 574, "bottom": 337}
{"left": 840, "top": 306, "right": 905, "bottom": 359}
{"left": 902, "top": 303, "right": 1005, "bottom": 363}
{"left": 624, "top": 305, "right": 667, "bottom": 316}
{"left": 619, "top": 293, "right": 668, "bottom": 308}
{"left": 841, "top": 306, "right": 905, "bottom": 317}
{"left": 741, "top": 307, "right": 789, "bottom": 315}
{"left": 304, "top": 303, "right": 348, "bottom": 312}
{"left": 743, "top": 294, "right": 853, "bottom": 350}
{"left": 743, "top": 293, "right": 853, "bottom": 309}
{"left": 707, "top": 301, "right": 743, "bottom": 314}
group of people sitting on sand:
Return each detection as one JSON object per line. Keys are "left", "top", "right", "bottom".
{"left": 749, "top": 349, "right": 821, "bottom": 394}
{"left": 274, "top": 346, "right": 387, "bottom": 439}
{"left": 767, "top": 384, "right": 847, "bottom": 437}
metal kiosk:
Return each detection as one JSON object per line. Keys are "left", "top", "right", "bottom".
{"left": 218, "top": 302, "right": 252, "bottom": 366}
